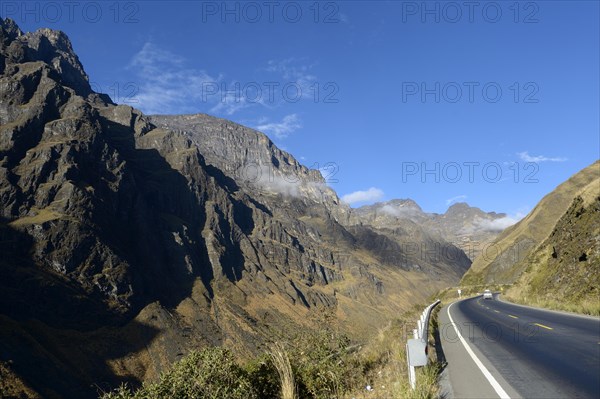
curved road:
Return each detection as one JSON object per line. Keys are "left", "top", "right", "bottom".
{"left": 438, "top": 295, "right": 600, "bottom": 398}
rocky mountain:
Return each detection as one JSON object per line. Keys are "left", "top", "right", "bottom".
{"left": 349, "top": 200, "right": 507, "bottom": 260}
{"left": 461, "top": 161, "right": 599, "bottom": 288}
{"left": 146, "top": 115, "right": 475, "bottom": 276}
{"left": 149, "top": 115, "right": 343, "bottom": 207}
{"left": 0, "top": 18, "right": 471, "bottom": 398}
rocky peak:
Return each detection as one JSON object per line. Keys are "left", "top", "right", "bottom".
{"left": 442, "top": 202, "right": 506, "bottom": 224}
{"left": 445, "top": 202, "right": 486, "bottom": 219}
{"left": 349, "top": 199, "right": 426, "bottom": 225}
{"left": 0, "top": 17, "right": 92, "bottom": 97}
{"left": 446, "top": 201, "right": 470, "bottom": 213}
{"left": 0, "top": 17, "right": 23, "bottom": 41}
{"left": 149, "top": 113, "right": 347, "bottom": 220}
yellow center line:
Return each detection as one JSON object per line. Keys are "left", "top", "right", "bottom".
{"left": 534, "top": 323, "right": 553, "bottom": 330}
{"left": 508, "top": 315, "right": 518, "bottom": 319}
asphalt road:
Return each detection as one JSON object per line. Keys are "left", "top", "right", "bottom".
{"left": 438, "top": 295, "right": 600, "bottom": 398}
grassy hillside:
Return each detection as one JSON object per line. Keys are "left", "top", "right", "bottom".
{"left": 505, "top": 184, "right": 600, "bottom": 315}
{"left": 462, "top": 161, "right": 600, "bottom": 286}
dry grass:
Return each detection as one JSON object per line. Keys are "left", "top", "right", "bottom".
{"left": 9, "top": 208, "right": 64, "bottom": 226}
{"left": 342, "top": 310, "right": 441, "bottom": 399}
{"left": 504, "top": 291, "right": 600, "bottom": 316}
{"left": 502, "top": 193, "right": 600, "bottom": 317}
{"left": 269, "top": 343, "right": 297, "bottom": 399}
{"left": 0, "top": 361, "right": 42, "bottom": 399}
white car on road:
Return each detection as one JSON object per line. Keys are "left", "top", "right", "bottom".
{"left": 483, "top": 289, "right": 493, "bottom": 300}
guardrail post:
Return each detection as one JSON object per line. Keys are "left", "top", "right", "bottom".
{"left": 409, "top": 360, "right": 416, "bottom": 390}
{"left": 406, "top": 299, "right": 441, "bottom": 390}
{"left": 407, "top": 328, "right": 419, "bottom": 390}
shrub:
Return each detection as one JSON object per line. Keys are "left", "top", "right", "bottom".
{"left": 285, "top": 313, "right": 359, "bottom": 399}
{"left": 244, "top": 354, "right": 280, "bottom": 399}
{"left": 101, "top": 347, "right": 257, "bottom": 399}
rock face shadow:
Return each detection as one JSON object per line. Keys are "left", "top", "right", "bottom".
{"left": 0, "top": 107, "right": 258, "bottom": 397}
{"left": 0, "top": 219, "right": 161, "bottom": 398}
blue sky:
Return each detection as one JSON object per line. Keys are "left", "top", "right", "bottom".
{"left": 4, "top": 1, "right": 598, "bottom": 217}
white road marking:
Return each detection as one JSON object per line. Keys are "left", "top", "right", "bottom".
{"left": 447, "top": 302, "right": 512, "bottom": 399}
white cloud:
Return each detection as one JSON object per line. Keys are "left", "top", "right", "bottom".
{"left": 517, "top": 151, "right": 567, "bottom": 163}
{"left": 126, "top": 47, "right": 324, "bottom": 121}
{"left": 238, "top": 164, "right": 300, "bottom": 196}
{"left": 238, "top": 164, "right": 330, "bottom": 199}
{"left": 257, "top": 172, "right": 300, "bottom": 197}
{"left": 341, "top": 187, "right": 384, "bottom": 205}
{"left": 128, "top": 42, "right": 220, "bottom": 115}
{"left": 255, "top": 114, "right": 301, "bottom": 139}
{"left": 475, "top": 217, "right": 518, "bottom": 232}
{"left": 265, "top": 58, "right": 318, "bottom": 100}
{"left": 380, "top": 204, "right": 419, "bottom": 218}
{"left": 474, "top": 211, "right": 526, "bottom": 232}
{"left": 209, "top": 93, "right": 254, "bottom": 115}
{"left": 446, "top": 195, "right": 467, "bottom": 206}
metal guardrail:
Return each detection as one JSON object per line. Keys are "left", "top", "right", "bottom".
{"left": 406, "top": 299, "right": 441, "bottom": 390}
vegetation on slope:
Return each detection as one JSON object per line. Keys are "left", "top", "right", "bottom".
{"left": 100, "top": 308, "right": 442, "bottom": 399}
{"left": 504, "top": 192, "right": 600, "bottom": 315}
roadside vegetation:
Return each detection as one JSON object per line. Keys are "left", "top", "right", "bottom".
{"left": 100, "top": 307, "right": 443, "bottom": 399}
{"left": 503, "top": 291, "right": 600, "bottom": 316}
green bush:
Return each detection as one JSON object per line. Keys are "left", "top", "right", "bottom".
{"left": 102, "top": 347, "right": 257, "bottom": 399}
{"left": 244, "top": 354, "right": 280, "bottom": 398}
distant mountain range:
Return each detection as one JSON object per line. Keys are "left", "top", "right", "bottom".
{"left": 349, "top": 199, "right": 507, "bottom": 261}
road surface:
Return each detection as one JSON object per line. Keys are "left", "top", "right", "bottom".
{"left": 438, "top": 295, "right": 600, "bottom": 398}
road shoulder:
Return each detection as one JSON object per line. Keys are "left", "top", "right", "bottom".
{"left": 437, "top": 299, "right": 521, "bottom": 399}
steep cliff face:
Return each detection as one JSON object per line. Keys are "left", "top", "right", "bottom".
{"left": 0, "top": 18, "right": 471, "bottom": 398}
{"left": 148, "top": 114, "right": 347, "bottom": 221}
